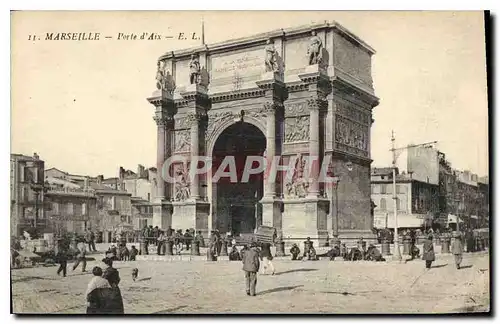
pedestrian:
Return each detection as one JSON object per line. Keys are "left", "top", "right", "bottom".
{"left": 86, "top": 266, "right": 111, "bottom": 314}
{"left": 90, "top": 230, "right": 96, "bottom": 252}
{"left": 102, "top": 257, "right": 121, "bottom": 287}
{"left": 242, "top": 242, "right": 260, "bottom": 296}
{"left": 56, "top": 243, "right": 68, "bottom": 277}
{"left": 196, "top": 231, "right": 206, "bottom": 248}
{"left": 451, "top": 232, "right": 464, "bottom": 269}
{"left": 98, "top": 258, "right": 124, "bottom": 314}
{"left": 72, "top": 241, "right": 87, "bottom": 272}
{"left": 290, "top": 243, "right": 301, "bottom": 261}
{"left": 229, "top": 246, "right": 241, "bottom": 261}
{"left": 129, "top": 245, "right": 138, "bottom": 261}
{"left": 260, "top": 242, "right": 275, "bottom": 275}
{"left": 184, "top": 229, "right": 193, "bottom": 251}
{"left": 422, "top": 234, "right": 435, "bottom": 270}
{"left": 409, "top": 229, "right": 417, "bottom": 260}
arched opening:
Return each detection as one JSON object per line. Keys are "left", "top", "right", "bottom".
{"left": 212, "top": 121, "right": 266, "bottom": 236}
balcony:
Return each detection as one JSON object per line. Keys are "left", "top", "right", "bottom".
{"left": 45, "top": 186, "right": 96, "bottom": 197}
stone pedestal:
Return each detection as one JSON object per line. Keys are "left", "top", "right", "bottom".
{"left": 281, "top": 198, "right": 329, "bottom": 247}
{"left": 172, "top": 200, "right": 210, "bottom": 237}
{"left": 183, "top": 83, "right": 208, "bottom": 95}
{"left": 152, "top": 199, "right": 173, "bottom": 230}
{"left": 260, "top": 197, "right": 282, "bottom": 229}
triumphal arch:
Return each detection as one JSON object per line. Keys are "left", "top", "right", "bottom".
{"left": 147, "top": 21, "right": 379, "bottom": 245}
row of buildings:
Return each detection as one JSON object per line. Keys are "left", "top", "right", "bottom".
{"left": 10, "top": 153, "right": 158, "bottom": 241}
{"left": 11, "top": 146, "right": 489, "bottom": 240}
{"left": 371, "top": 146, "right": 489, "bottom": 232}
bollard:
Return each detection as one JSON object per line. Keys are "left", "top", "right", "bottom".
{"left": 381, "top": 239, "right": 391, "bottom": 255}
{"left": 191, "top": 240, "right": 200, "bottom": 256}
{"left": 402, "top": 236, "right": 410, "bottom": 255}
{"left": 441, "top": 237, "right": 451, "bottom": 254}
{"left": 140, "top": 240, "right": 149, "bottom": 255}
{"left": 220, "top": 241, "right": 228, "bottom": 256}
{"left": 275, "top": 241, "right": 285, "bottom": 257}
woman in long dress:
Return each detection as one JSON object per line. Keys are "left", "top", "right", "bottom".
{"left": 86, "top": 266, "right": 111, "bottom": 314}
{"left": 422, "top": 234, "right": 436, "bottom": 270}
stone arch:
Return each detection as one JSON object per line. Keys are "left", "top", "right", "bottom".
{"left": 207, "top": 115, "right": 266, "bottom": 157}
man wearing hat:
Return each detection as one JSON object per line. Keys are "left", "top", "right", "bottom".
{"left": 242, "top": 242, "right": 260, "bottom": 296}
{"left": 422, "top": 234, "right": 435, "bottom": 270}
{"left": 451, "top": 232, "right": 464, "bottom": 269}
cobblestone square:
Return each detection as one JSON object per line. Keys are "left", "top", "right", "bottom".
{"left": 11, "top": 252, "right": 490, "bottom": 314}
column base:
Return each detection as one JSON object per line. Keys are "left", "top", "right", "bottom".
{"left": 152, "top": 199, "right": 173, "bottom": 230}
{"left": 281, "top": 197, "right": 329, "bottom": 247}
{"left": 172, "top": 200, "right": 210, "bottom": 238}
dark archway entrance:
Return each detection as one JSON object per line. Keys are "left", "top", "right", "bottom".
{"left": 212, "top": 122, "right": 266, "bottom": 235}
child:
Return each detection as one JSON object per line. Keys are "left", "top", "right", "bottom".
{"left": 129, "top": 245, "right": 138, "bottom": 261}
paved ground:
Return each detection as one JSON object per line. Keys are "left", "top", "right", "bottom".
{"left": 11, "top": 252, "right": 490, "bottom": 314}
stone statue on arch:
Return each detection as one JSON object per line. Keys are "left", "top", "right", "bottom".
{"left": 189, "top": 53, "right": 201, "bottom": 85}
{"left": 307, "top": 30, "right": 323, "bottom": 65}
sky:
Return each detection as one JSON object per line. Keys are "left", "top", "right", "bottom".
{"left": 11, "top": 11, "right": 489, "bottom": 178}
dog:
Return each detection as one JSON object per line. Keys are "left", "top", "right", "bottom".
{"left": 132, "top": 268, "right": 139, "bottom": 281}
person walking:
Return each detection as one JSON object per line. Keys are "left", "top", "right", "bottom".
{"left": 56, "top": 243, "right": 68, "bottom": 277}
{"left": 422, "top": 234, "right": 435, "bottom": 270}
{"left": 72, "top": 241, "right": 87, "bottom": 272}
{"left": 451, "top": 232, "right": 464, "bottom": 269}
{"left": 101, "top": 257, "right": 124, "bottom": 314}
{"left": 242, "top": 242, "right": 260, "bottom": 296}
{"left": 260, "top": 242, "right": 275, "bottom": 275}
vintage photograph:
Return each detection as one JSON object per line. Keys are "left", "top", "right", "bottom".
{"left": 10, "top": 11, "right": 490, "bottom": 314}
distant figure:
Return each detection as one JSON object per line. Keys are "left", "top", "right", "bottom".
{"left": 260, "top": 242, "right": 275, "bottom": 275}
{"left": 196, "top": 231, "right": 206, "bottom": 248}
{"left": 86, "top": 266, "right": 111, "bottom": 314}
{"left": 131, "top": 268, "right": 139, "bottom": 282}
{"left": 409, "top": 229, "right": 417, "bottom": 260}
{"left": 120, "top": 245, "right": 129, "bottom": 261}
{"left": 365, "top": 244, "right": 385, "bottom": 262}
{"left": 422, "top": 234, "right": 435, "bottom": 270}
{"left": 56, "top": 244, "right": 68, "bottom": 277}
{"left": 242, "top": 242, "right": 260, "bottom": 296}
{"left": 129, "top": 245, "right": 138, "bottom": 261}
{"left": 189, "top": 54, "right": 201, "bottom": 84}
{"left": 451, "top": 233, "right": 464, "bottom": 269}
{"left": 290, "top": 243, "right": 301, "bottom": 261}
{"left": 340, "top": 243, "right": 348, "bottom": 260}
{"left": 229, "top": 246, "right": 241, "bottom": 261}
{"left": 184, "top": 229, "right": 193, "bottom": 251}
{"left": 72, "top": 242, "right": 87, "bottom": 272}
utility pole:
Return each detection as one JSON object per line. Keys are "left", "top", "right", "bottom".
{"left": 390, "top": 131, "right": 437, "bottom": 262}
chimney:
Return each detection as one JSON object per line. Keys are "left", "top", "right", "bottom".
{"left": 84, "top": 176, "right": 89, "bottom": 189}
{"left": 33, "top": 152, "right": 39, "bottom": 160}
{"left": 137, "top": 164, "right": 145, "bottom": 178}
{"left": 97, "top": 175, "right": 104, "bottom": 185}
{"left": 119, "top": 167, "right": 125, "bottom": 180}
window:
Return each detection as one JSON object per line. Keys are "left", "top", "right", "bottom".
{"left": 147, "top": 193, "right": 151, "bottom": 201}
{"left": 380, "top": 184, "right": 387, "bottom": 194}
{"left": 397, "top": 185, "right": 406, "bottom": 194}
{"left": 82, "top": 203, "right": 87, "bottom": 215}
{"left": 111, "top": 197, "right": 116, "bottom": 210}
{"left": 52, "top": 202, "right": 59, "bottom": 214}
{"left": 380, "top": 198, "right": 387, "bottom": 211}
{"left": 396, "top": 198, "right": 401, "bottom": 210}
{"left": 67, "top": 203, "right": 74, "bottom": 215}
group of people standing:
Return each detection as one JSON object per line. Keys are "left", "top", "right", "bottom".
{"left": 142, "top": 225, "right": 205, "bottom": 255}
{"left": 422, "top": 232, "right": 465, "bottom": 270}
{"left": 86, "top": 257, "right": 124, "bottom": 314}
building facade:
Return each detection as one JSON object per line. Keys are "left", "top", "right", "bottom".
{"left": 148, "top": 21, "right": 379, "bottom": 244}
{"left": 119, "top": 165, "right": 156, "bottom": 229}
{"left": 371, "top": 167, "right": 438, "bottom": 230}
{"left": 10, "top": 153, "right": 46, "bottom": 237}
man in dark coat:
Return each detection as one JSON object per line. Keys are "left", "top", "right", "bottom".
{"left": 184, "top": 229, "right": 193, "bottom": 251}
{"left": 72, "top": 242, "right": 87, "bottom": 272}
{"left": 289, "top": 243, "right": 301, "bottom": 260}
{"left": 422, "top": 234, "right": 435, "bottom": 269}
{"left": 242, "top": 242, "right": 260, "bottom": 296}
{"left": 451, "top": 233, "right": 464, "bottom": 269}
{"left": 56, "top": 243, "right": 68, "bottom": 277}
{"left": 129, "top": 245, "right": 138, "bottom": 261}
{"left": 229, "top": 246, "right": 241, "bottom": 261}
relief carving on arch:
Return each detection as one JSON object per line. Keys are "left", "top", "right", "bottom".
{"left": 174, "top": 163, "right": 190, "bottom": 201}
{"left": 284, "top": 116, "right": 310, "bottom": 143}
{"left": 285, "top": 153, "right": 309, "bottom": 198}
{"left": 335, "top": 116, "right": 369, "bottom": 157}
{"left": 174, "top": 129, "right": 191, "bottom": 152}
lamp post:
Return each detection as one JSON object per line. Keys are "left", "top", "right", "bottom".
{"left": 389, "top": 131, "right": 437, "bottom": 262}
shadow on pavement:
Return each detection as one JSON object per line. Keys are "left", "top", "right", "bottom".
{"left": 12, "top": 275, "right": 56, "bottom": 283}
{"left": 431, "top": 264, "right": 448, "bottom": 269}
{"left": 137, "top": 277, "right": 152, "bottom": 281}
{"left": 258, "top": 285, "right": 303, "bottom": 296}
{"left": 274, "top": 268, "right": 318, "bottom": 276}
{"left": 459, "top": 265, "right": 473, "bottom": 269}
{"left": 152, "top": 305, "right": 188, "bottom": 314}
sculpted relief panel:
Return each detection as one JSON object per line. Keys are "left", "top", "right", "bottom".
{"left": 174, "top": 129, "right": 191, "bottom": 153}
{"left": 335, "top": 116, "right": 369, "bottom": 158}
{"left": 284, "top": 116, "right": 309, "bottom": 143}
